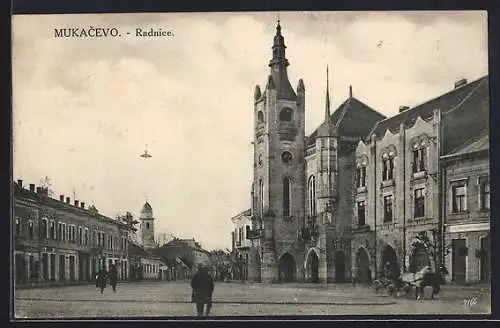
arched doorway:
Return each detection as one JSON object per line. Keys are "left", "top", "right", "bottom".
{"left": 356, "top": 248, "right": 371, "bottom": 283}
{"left": 381, "top": 245, "right": 399, "bottom": 278}
{"left": 409, "top": 242, "right": 431, "bottom": 273}
{"left": 335, "top": 251, "right": 347, "bottom": 283}
{"left": 306, "top": 250, "right": 319, "bottom": 283}
{"left": 278, "top": 253, "right": 296, "bottom": 282}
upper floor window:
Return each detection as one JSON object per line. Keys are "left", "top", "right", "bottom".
{"left": 414, "top": 188, "right": 425, "bottom": 218}
{"left": 383, "top": 195, "right": 393, "bottom": 223}
{"left": 480, "top": 178, "right": 490, "bottom": 210}
{"left": 84, "top": 228, "right": 89, "bottom": 246}
{"left": 78, "top": 227, "right": 82, "bottom": 244}
{"left": 382, "top": 157, "right": 394, "bottom": 181}
{"left": 257, "top": 111, "right": 264, "bottom": 123}
{"left": 308, "top": 175, "right": 316, "bottom": 216}
{"left": 15, "top": 218, "right": 21, "bottom": 237}
{"left": 356, "top": 166, "right": 367, "bottom": 188}
{"left": 279, "top": 108, "right": 293, "bottom": 121}
{"left": 283, "top": 177, "right": 291, "bottom": 217}
{"left": 412, "top": 147, "right": 427, "bottom": 173}
{"left": 50, "top": 221, "right": 56, "bottom": 240}
{"left": 28, "top": 221, "right": 34, "bottom": 240}
{"left": 146, "top": 222, "right": 150, "bottom": 229}
{"left": 452, "top": 184, "right": 467, "bottom": 213}
{"left": 62, "top": 223, "right": 66, "bottom": 241}
{"left": 40, "top": 219, "right": 48, "bottom": 239}
{"left": 357, "top": 201, "right": 366, "bottom": 226}
{"left": 57, "top": 223, "right": 62, "bottom": 241}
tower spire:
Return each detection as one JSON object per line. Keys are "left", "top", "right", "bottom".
{"left": 325, "top": 65, "right": 331, "bottom": 120}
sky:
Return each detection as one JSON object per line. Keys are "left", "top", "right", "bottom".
{"left": 12, "top": 11, "right": 488, "bottom": 251}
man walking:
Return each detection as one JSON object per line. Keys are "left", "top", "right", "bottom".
{"left": 109, "top": 263, "right": 118, "bottom": 292}
{"left": 190, "top": 264, "right": 215, "bottom": 317}
{"left": 96, "top": 266, "right": 108, "bottom": 294}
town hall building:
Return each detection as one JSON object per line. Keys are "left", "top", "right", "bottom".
{"left": 239, "top": 21, "right": 490, "bottom": 285}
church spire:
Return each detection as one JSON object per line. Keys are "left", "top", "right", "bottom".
{"left": 269, "top": 19, "right": 289, "bottom": 68}
{"left": 267, "top": 20, "right": 296, "bottom": 100}
{"left": 325, "top": 65, "right": 331, "bottom": 120}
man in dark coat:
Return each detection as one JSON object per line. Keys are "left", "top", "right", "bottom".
{"left": 96, "top": 266, "right": 108, "bottom": 294}
{"left": 191, "top": 264, "right": 214, "bottom": 317}
{"left": 109, "top": 264, "right": 118, "bottom": 292}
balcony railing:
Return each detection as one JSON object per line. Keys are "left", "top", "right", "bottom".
{"left": 300, "top": 217, "right": 319, "bottom": 242}
{"left": 246, "top": 229, "right": 262, "bottom": 240}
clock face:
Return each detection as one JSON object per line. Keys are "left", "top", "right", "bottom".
{"left": 281, "top": 151, "right": 293, "bottom": 164}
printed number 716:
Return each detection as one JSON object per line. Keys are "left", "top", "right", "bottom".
{"left": 464, "top": 296, "right": 478, "bottom": 306}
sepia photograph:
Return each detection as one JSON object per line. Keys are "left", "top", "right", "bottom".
{"left": 11, "top": 11, "right": 490, "bottom": 319}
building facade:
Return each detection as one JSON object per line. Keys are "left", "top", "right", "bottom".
{"left": 13, "top": 181, "right": 132, "bottom": 286}
{"left": 240, "top": 21, "right": 490, "bottom": 284}
{"left": 441, "top": 133, "right": 490, "bottom": 284}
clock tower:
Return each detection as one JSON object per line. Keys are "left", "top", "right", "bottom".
{"left": 251, "top": 21, "right": 306, "bottom": 283}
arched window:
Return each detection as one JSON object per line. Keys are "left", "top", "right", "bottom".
{"left": 257, "top": 111, "right": 264, "bottom": 123}
{"left": 279, "top": 108, "right": 293, "bottom": 121}
{"left": 308, "top": 175, "right": 316, "bottom": 216}
{"left": 283, "top": 177, "right": 291, "bottom": 217}
{"left": 146, "top": 223, "right": 150, "bottom": 229}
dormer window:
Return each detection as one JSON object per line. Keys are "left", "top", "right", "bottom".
{"left": 279, "top": 108, "right": 293, "bottom": 121}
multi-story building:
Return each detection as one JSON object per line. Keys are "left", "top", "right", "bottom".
{"left": 239, "top": 20, "right": 490, "bottom": 284}
{"left": 441, "top": 131, "right": 490, "bottom": 284}
{"left": 13, "top": 180, "right": 132, "bottom": 286}
{"left": 230, "top": 209, "right": 256, "bottom": 281}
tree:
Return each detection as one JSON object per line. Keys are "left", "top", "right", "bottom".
{"left": 411, "top": 228, "right": 450, "bottom": 271}
{"left": 39, "top": 176, "right": 54, "bottom": 197}
{"left": 118, "top": 212, "right": 139, "bottom": 232}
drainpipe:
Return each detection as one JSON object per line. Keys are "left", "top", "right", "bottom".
{"left": 401, "top": 123, "right": 407, "bottom": 273}
{"left": 437, "top": 109, "right": 444, "bottom": 269}
{"left": 371, "top": 135, "right": 378, "bottom": 278}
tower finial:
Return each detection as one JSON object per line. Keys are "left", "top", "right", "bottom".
{"left": 349, "top": 85, "right": 353, "bottom": 98}
{"left": 325, "top": 65, "right": 331, "bottom": 120}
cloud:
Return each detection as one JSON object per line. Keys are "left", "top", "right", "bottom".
{"left": 12, "top": 12, "right": 487, "bottom": 250}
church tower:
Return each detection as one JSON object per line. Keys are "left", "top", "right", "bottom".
{"left": 252, "top": 21, "right": 306, "bottom": 283}
{"left": 139, "top": 201, "right": 155, "bottom": 249}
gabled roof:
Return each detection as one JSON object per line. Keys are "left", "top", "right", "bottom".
{"left": 307, "top": 97, "right": 386, "bottom": 146}
{"left": 446, "top": 131, "right": 489, "bottom": 157}
{"left": 368, "top": 76, "right": 487, "bottom": 139}
{"left": 441, "top": 76, "right": 489, "bottom": 155}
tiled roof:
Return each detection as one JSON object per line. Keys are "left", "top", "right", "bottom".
{"left": 307, "top": 97, "right": 386, "bottom": 146}
{"left": 441, "top": 76, "right": 489, "bottom": 155}
{"left": 444, "top": 132, "right": 489, "bottom": 158}
{"left": 369, "top": 76, "right": 487, "bottom": 139}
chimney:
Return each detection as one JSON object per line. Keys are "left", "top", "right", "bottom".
{"left": 17, "top": 180, "right": 23, "bottom": 188}
{"left": 74, "top": 200, "right": 79, "bottom": 207}
{"left": 66, "top": 197, "right": 70, "bottom": 204}
{"left": 29, "top": 184, "right": 35, "bottom": 192}
{"left": 80, "top": 202, "right": 85, "bottom": 209}
{"left": 36, "top": 187, "right": 42, "bottom": 193}
{"left": 60, "top": 195, "right": 64, "bottom": 202}
{"left": 399, "top": 105, "right": 410, "bottom": 113}
{"left": 454, "top": 78, "right": 467, "bottom": 89}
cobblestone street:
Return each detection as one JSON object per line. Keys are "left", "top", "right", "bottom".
{"left": 14, "top": 281, "right": 491, "bottom": 318}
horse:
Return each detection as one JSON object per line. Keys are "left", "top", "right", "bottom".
{"left": 411, "top": 265, "right": 448, "bottom": 300}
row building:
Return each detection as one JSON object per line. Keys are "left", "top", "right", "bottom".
{"left": 13, "top": 181, "right": 132, "bottom": 286}
{"left": 232, "top": 21, "right": 490, "bottom": 285}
